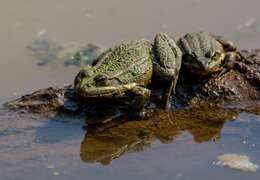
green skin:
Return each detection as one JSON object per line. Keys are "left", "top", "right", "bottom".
{"left": 178, "top": 32, "right": 239, "bottom": 75}
{"left": 74, "top": 33, "right": 182, "bottom": 111}
{"left": 74, "top": 32, "right": 239, "bottom": 112}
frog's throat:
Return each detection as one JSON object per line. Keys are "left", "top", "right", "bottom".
{"left": 77, "top": 83, "right": 138, "bottom": 98}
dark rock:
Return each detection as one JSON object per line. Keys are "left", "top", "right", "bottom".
{"left": 4, "top": 85, "right": 79, "bottom": 114}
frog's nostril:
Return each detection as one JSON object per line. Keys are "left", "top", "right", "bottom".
{"left": 85, "top": 83, "right": 92, "bottom": 88}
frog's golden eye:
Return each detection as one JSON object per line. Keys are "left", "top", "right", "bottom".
{"left": 94, "top": 74, "right": 108, "bottom": 86}
{"left": 210, "top": 51, "right": 222, "bottom": 63}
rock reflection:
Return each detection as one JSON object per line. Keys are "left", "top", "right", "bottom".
{"left": 80, "top": 105, "right": 238, "bottom": 165}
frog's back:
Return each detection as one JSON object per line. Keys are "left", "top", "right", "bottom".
{"left": 179, "top": 32, "right": 223, "bottom": 55}
{"left": 92, "top": 39, "right": 153, "bottom": 86}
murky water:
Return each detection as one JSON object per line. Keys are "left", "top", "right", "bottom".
{"left": 1, "top": 0, "right": 260, "bottom": 179}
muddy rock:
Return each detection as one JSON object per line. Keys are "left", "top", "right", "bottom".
{"left": 4, "top": 85, "right": 79, "bottom": 113}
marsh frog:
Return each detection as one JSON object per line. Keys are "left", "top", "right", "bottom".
{"left": 74, "top": 33, "right": 182, "bottom": 112}
{"left": 178, "top": 32, "right": 239, "bottom": 75}
{"left": 74, "top": 32, "right": 240, "bottom": 112}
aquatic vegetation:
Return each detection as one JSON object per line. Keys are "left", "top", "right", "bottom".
{"left": 28, "top": 33, "right": 102, "bottom": 67}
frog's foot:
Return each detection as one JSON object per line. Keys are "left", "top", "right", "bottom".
{"left": 153, "top": 33, "right": 182, "bottom": 110}
{"left": 218, "top": 52, "right": 240, "bottom": 76}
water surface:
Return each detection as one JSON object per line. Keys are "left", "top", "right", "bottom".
{"left": 1, "top": 0, "right": 260, "bottom": 179}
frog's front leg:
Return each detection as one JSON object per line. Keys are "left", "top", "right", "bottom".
{"left": 217, "top": 52, "right": 239, "bottom": 76}
{"left": 153, "top": 33, "right": 182, "bottom": 109}
{"left": 210, "top": 34, "right": 241, "bottom": 76}
{"left": 88, "top": 83, "right": 151, "bottom": 113}
{"left": 123, "top": 84, "right": 151, "bottom": 113}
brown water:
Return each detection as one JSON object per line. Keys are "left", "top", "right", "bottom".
{"left": 0, "top": 0, "right": 260, "bottom": 179}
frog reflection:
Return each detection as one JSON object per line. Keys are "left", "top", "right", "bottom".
{"left": 80, "top": 104, "right": 238, "bottom": 165}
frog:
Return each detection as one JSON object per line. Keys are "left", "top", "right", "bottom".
{"left": 74, "top": 32, "right": 240, "bottom": 113}
{"left": 178, "top": 31, "right": 240, "bottom": 75}
{"left": 74, "top": 33, "right": 182, "bottom": 112}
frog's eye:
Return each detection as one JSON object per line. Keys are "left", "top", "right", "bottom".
{"left": 205, "top": 50, "right": 215, "bottom": 58}
{"left": 94, "top": 74, "right": 108, "bottom": 86}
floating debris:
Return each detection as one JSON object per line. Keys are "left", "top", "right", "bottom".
{"left": 215, "top": 154, "right": 258, "bottom": 172}
{"left": 27, "top": 31, "right": 62, "bottom": 66}
{"left": 64, "top": 43, "right": 102, "bottom": 67}
{"left": 28, "top": 30, "right": 103, "bottom": 67}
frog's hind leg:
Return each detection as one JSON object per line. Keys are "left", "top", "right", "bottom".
{"left": 164, "top": 75, "right": 179, "bottom": 110}
{"left": 218, "top": 52, "right": 239, "bottom": 76}
{"left": 153, "top": 33, "right": 182, "bottom": 110}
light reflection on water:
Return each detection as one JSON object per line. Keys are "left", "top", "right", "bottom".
{"left": 0, "top": 103, "right": 260, "bottom": 180}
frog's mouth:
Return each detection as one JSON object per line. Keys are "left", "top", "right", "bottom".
{"left": 76, "top": 83, "right": 138, "bottom": 98}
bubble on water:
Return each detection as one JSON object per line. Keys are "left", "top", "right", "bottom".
{"left": 37, "top": 28, "right": 47, "bottom": 38}
{"left": 14, "top": 21, "right": 22, "bottom": 28}
{"left": 176, "top": 173, "right": 183, "bottom": 178}
{"left": 53, "top": 172, "right": 60, "bottom": 176}
{"left": 47, "top": 164, "right": 55, "bottom": 169}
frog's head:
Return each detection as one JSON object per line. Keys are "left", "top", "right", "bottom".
{"left": 74, "top": 66, "right": 114, "bottom": 97}
{"left": 182, "top": 49, "right": 226, "bottom": 75}
{"left": 179, "top": 32, "right": 226, "bottom": 75}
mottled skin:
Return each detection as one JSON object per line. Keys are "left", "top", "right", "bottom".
{"left": 75, "top": 32, "right": 240, "bottom": 112}
{"left": 153, "top": 33, "right": 182, "bottom": 107}
{"left": 178, "top": 32, "right": 239, "bottom": 75}
{"left": 74, "top": 34, "right": 182, "bottom": 111}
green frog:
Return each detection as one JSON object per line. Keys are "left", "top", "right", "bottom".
{"left": 74, "top": 32, "right": 239, "bottom": 112}
{"left": 178, "top": 32, "right": 239, "bottom": 75}
{"left": 74, "top": 33, "right": 182, "bottom": 112}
